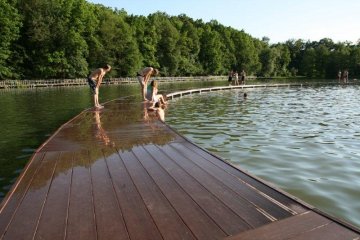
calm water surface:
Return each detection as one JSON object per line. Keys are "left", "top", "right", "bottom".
{"left": 166, "top": 85, "right": 360, "bottom": 228}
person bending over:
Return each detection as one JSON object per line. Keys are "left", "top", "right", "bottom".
{"left": 87, "top": 64, "right": 111, "bottom": 109}
{"left": 137, "top": 67, "right": 159, "bottom": 101}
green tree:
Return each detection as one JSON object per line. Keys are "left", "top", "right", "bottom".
{"left": 93, "top": 6, "right": 141, "bottom": 76}
{"left": 273, "top": 44, "right": 291, "bottom": 76}
{"left": 349, "top": 47, "right": 360, "bottom": 77}
{"left": 259, "top": 47, "right": 277, "bottom": 77}
{"left": 157, "top": 18, "right": 180, "bottom": 76}
{"left": 126, "top": 15, "right": 157, "bottom": 68}
{"left": 209, "top": 21, "right": 236, "bottom": 73}
{"left": 15, "top": 0, "right": 90, "bottom": 79}
{"left": 314, "top": 45, "right": 329, "bottom": 78}
{"left": 199, "top": 26, "right": 223, "bottom": 75}
{"left": 232, "top": 31, "right": 260, "bottom": 75}
{"left": 6, "top": 1, "right": 360, "bottom": 79}
{"left": 0, "top": 0, "right": 22, "bottom": 79}
{"left": 285, "top": 39, "right": 305, "bottom": 76}
{"left": 176, "top": 15, "right": 202, "bottom": 75}
{"left": 300, "top": 47, "right": 317, "bottom": 77}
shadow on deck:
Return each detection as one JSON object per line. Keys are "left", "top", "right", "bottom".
{"left": 0, "top": 93, "right": 359, "bottom": 240}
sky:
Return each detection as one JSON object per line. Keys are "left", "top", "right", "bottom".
{"left": 87, "top": 0, "right": 360, "bottom": 44}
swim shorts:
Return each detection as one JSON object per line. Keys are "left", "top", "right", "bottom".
{"left": 137, "top": 74, "right": 145, "bottom": 85}
{"left": 87, "top": 77, "right": 96, "bottom": 93}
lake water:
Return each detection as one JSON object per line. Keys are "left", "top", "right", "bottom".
{"left": 166, "top": 85, "right": 360, "bottom": 228}
{"left": 1, "top": 81, "right": 359, "bottom": 228}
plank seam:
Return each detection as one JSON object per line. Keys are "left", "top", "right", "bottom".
{"left": 128, "top": 148, "right": 198, "bottom": 239}
{"left": 87, "top": 150, "right": 99, "bottom": 240}
{"left": 32, "top": 152, "right": 61, "bottom": 240}
{"left": 114, "top": 148, "right": 166, "bottom": 240}
{"left": 153, "top": 145, "right": 253, "bottom": 228}
{"left": 0, "top": 153, "right": 46, "bottom": 240}
{"left": 102, "top": 148, "right": 131, "bottom": 240}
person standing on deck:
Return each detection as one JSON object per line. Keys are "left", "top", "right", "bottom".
{"left": 87, "top": 64, "right": 111, "bottom": 109}
{"left": 137, "top": 67, "right": 159, "bottom": 101}
{"left": 234, "top": 71, "right": 239, "bottom": 85}
{"left": 343, "top": 70, "right": 349, "bottom": 83}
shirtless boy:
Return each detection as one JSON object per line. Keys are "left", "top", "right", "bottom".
{"left": 87, "top": 64, "right": 111, "bottom": 109}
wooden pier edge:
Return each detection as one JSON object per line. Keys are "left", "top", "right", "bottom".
{"left": 0, "top": 94, "right": 133, "bottom": 212}
{"left": 0, "top": 108, "right": 88, "bottom": 212}
{"left": 165, "top": 84, "right": 360, "bottom": 233}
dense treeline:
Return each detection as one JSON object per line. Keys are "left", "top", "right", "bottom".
{"left": 1, "top": 0, "right": 360, "bottom": 80}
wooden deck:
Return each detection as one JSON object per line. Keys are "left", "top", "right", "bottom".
{"left": 1, "top": 91, "right": 360, "bottom": 240}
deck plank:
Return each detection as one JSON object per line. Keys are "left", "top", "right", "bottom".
{"left": 104, "top": 148, "right": 163, "bottom": 240}
{"left": 133, "top": 145, "right": 231, "bottom": 238}
{"left": 181, "top": 141, "right": 308, "bottom": 214}
{"left": 160, "top": 143, "right": 290, "bottom": 221}
{"left": 289, "top": 222, "right": 360, "bottom": 240}
{"left": 2, "top": 152, "right": 59, "bottom": 240}
{"left": 34, "top": 152, "right": 74, "bottom": 240}
{"left": 225, "top": 211, "right": 331, "bottom": 240}
{"left": 118, "top": 149, "right": 196, "bottom": 240}
{"left": 89, "top": 148, "right": 130, "bottom": 240}
{"left": 0, "top": 152, "right": 44, "bottom": 236}
{"left": 169, "top": 142, "right": 290, "bottom": 223}
{"left": 142, "top": 145, "right": 256, "bottom": 232}
{"left": 66, "top": 151, "right": 97, "bottom": 240}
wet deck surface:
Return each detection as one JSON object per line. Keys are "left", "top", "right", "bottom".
{"left": 1, "top": 95, "right": 359, "bottom": 240}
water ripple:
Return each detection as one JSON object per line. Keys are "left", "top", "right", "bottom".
{"left": 167, "top": 85, "right": 360, "bottom": 228}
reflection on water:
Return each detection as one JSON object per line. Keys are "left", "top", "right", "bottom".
{"left": 166, "top": 85, "right": 360, "bottom": 228}
{"left": 0, "top": 81, "right": 222, "bottom": 201}
{"left": 40, "top": 99, "right": 176, "bottom": 154}
{"left": 7, "top": 98, "right": 178, "bottom": 194}
{"left": 94, "top": 110, "right": 114, "bottom": 147}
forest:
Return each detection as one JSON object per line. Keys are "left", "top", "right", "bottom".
{"left": 1, "top": 0, "right": 360, "bottom": 80}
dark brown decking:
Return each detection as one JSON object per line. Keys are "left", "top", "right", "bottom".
{"left": 1, "top": 94, "right": 359, "bottom": 240}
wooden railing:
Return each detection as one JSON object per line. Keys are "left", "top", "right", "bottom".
{"left": 0, "top": 76, "right": 257, "bottom": 89}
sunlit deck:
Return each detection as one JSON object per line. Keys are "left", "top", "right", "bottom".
{"left": 1, "top": 90, "right": 359, "bottom": 240}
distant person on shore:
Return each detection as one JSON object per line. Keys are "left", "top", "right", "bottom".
{"left": 228, "top": 70, "right": 233, "bottom": 85}
{"left": 234, "top": 71, "right": 239, "bottom": 85}
{"left": 343, "top": 70, "right": 349, "bottom": 83}
{"left": 338, "top": 70, "right": 342, "bottom": 82}
{"left": 137, "top": 67, "right": 159, "bottom": 101}
{"left": 240, "top": 70, "right": 246, "bottom": 85}
{"left": 87, "top": 64, "right": 111, "bottom": 109}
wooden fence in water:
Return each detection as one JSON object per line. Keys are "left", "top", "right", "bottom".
{"left": 0, "top": 76, "right": 260, "bottom": 89}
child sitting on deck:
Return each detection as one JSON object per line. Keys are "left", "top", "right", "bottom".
{"left": 149, "top": 80, "right": 167, "bottom": 105}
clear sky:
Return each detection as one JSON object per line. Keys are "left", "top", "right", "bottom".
{"left": 87, "top": 0, "right": 360, "bottom": 44}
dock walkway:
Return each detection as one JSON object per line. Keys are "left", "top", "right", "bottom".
{"left": 1, "top": 87, "right": 359, "bottom": 240}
